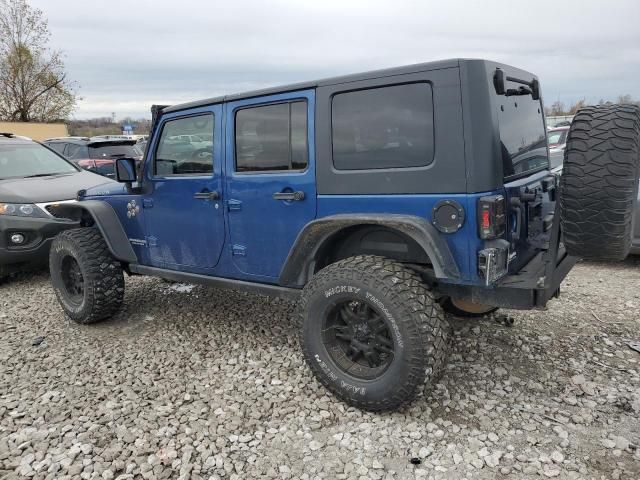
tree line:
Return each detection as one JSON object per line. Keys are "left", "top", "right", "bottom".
{"left": 545, "top": 95, "right": 640, "bottom": 117}
{"left": 67, "top": 118, "right": 152, "bottom": 137}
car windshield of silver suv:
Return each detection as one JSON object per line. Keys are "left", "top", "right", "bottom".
{"left": 0, "top": 143, "right": 77, "bottom": 180}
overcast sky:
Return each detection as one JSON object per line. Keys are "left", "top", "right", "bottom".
{"left": 31, "top": 0, "right": 640, "bottom": 120}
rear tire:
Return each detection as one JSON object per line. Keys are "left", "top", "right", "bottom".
{"left": 299, "top": 255, "right": 450, "bottom": 412}
{"left": 50, "top": 228, "right": 124, "bottom": 324}
{"left": 560, "top": 104, "right": 640, "bottom": 260}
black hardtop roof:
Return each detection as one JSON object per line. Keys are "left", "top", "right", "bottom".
{"left": 163, "top": 58, "right": 469, "bottom": 114}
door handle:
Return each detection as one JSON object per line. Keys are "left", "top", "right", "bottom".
{"left": 273, "top": 191, "right": 305, "bottom": 201}
{"left": 194, "top": 190, "right": 220, "bottom": 200}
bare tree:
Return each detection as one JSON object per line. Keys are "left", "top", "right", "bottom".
{"left": 568, "top": 98, "right": 586, "bottom": 115}
{"left": 547, "top": 100, "right": 566, "bottom": 116}
{"left": 0, "top": 0, "right": 78, "bottom": 122}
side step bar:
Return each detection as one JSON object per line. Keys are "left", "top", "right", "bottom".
{"left": 128, "top": 264, "right": 302, "bottom": 301}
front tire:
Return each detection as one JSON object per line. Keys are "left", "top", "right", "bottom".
{"left": 50, "top": 228, "right": 124, "bottom": 324}
{"left": 299, "top": 255, "right": 450, "bottom": 412}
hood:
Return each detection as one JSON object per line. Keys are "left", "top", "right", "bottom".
{"left": 82, "top": 181, "right": 128, "bottom": 198}
{"left": 0, "top": 170, "right": 115, "bottom": 203}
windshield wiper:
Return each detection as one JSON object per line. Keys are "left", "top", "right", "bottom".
{"left": 23, "top": 172, "right": 69, "bottom": 178}
{"left": 493, "top": 68, "right": 540, "bottom": 100}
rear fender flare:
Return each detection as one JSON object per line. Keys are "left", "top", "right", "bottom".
{"left": 279, "top": 214, "right": 460, "bottom": 287}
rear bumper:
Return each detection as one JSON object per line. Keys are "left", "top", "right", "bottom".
{"left": 0, "top": 216, "right": 79, "bottom": 272}
{"left": 438, "top": 248, "right": 578, "bottom": 310}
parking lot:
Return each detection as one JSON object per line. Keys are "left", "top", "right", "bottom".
{"left": 0, "top": 257, "right": 638, "bottom": 480}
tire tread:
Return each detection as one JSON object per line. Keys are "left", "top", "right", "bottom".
{"left": 50, "top": 228, "right": 124, "bottom": 324}
{"left": 298, "top": 255, "right": 450, "bottom": 412}
{"left": 560, "top": 104, "right": 640, "bottom": 260}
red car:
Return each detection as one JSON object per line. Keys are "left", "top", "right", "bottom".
{"left": 43, "top": 136, "right": 143, "bottom": 178}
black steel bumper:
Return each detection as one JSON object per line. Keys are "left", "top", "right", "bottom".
{"left": 438, "top": 248, "right": 578, "bottom": 310}
{"left": 0, "top": 216, "right": 79, "bottom": 273}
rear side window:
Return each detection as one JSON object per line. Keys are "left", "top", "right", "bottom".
{"left": 331, "top": 83, "right": 434, "bottom": 170}
{"left": 235, "top": 101, "right": 308, "bottom": 173}
{"left": 64, "top": 143, "right": 87, "bottom": 160}
{"left": 89, "top": 144, "right": 139, "bottom": 159}
{"left": 47, "top": 143, "right": 65, "bottom": 154}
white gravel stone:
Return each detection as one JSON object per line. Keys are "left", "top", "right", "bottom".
{"left": 551, "top": 451, "right": 564, "bottom": 464}
{"left": 0, "top": 265, "right": 638, "bottom": 479}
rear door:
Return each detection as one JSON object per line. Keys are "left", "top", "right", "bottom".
{"left": 142, "top": 105, "right": 225, "bottom": 273}
{"left": 224, "top": 90, "right": 316, "bottom": 281}
{"left": 495, "top": 73, "right": 554, "bottom": 271}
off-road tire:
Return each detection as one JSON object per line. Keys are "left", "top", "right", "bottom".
{"left": 50, "top": 228, "right": 124, "bottom": 324}
{"left": 560, "top": 104, "right": 640, "bottom": 260}
{"left": 299, "top": 255, "right": 450, "bottom": 412}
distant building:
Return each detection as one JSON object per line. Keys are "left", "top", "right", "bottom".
{"left": 0, "top": 122, "right": 68, "bottom": 141}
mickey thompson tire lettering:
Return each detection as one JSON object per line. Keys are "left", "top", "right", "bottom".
{"left": 560, "top": 104, "right": 640, "bottom": 260}
{"left": 50, "top": 228, "right": 124, "bottom": 324}
{"left": 299, "top": 255, "right": 451, "bottom": 412}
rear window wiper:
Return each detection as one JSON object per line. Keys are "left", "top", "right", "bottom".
{"left": 493, "top": 68, "right": 540, "bottom": 100}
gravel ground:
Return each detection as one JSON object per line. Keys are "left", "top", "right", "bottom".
{"left": 1, "top": 257, "right": 639, "bottom": 480}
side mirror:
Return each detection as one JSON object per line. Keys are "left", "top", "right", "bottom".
{"left": 115, "top": 157, "right": 137, "bottom": 183}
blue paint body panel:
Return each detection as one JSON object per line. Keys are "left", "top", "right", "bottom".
{"left": 140, "top": 104, "right": 225, "bottom": 274}
{"left": 79, "top": 60, "right": 555, "bottom": 292}
{"left": 222, "top": 90, "right": 317, "bottom": 281}
{"left": 316, "top": 193, "right": 490, "bottom": 285}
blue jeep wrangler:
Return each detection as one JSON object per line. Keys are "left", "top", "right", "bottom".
{"left": 49, "top": 59, "right": 640, "bottom": 411}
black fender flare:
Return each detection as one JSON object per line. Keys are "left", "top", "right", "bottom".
{"left": 279, "top": 214, "right": 460, "bottom": 287}
{"left": 54, "top": 200, "right": 137, "bottom": 264}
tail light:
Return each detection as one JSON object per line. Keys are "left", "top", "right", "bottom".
{"left": 477, "top": 195, "right": 506, "bottom": 239}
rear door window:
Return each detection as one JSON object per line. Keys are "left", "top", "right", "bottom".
{"left": 498, "top": 97, "right": 549, "bottom": 179}
{"left": 331, "top": 83, "right": 434, "bottom": 170}
{"left": 235, "top": 101, "right": 308, "bottom": 172}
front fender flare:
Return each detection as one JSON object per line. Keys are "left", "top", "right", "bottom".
{"left": 54, "top": 200, "right": 137, "bottom": 264}
{"left": 279, "top": 214, "right": 460, "bottom": 287}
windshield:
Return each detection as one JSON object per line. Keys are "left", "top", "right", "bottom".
{"left": 89, "top": 144, "right": 140, "bottom": 159}
{"left": 0, "top": 143, "right": 77, "bottom": 179}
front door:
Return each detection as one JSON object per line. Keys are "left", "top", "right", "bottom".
{"left": 143, "top": 106, "right": 225, "bottom": 273}
{"left": 225, "top": 91, "right": 317, "bottom": 281}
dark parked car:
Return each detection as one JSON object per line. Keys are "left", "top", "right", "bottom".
{"left": 44, "top": 137, "right": 143, "bottom": 179}
{"left": 0, "top": 133, "right": 112, "bottom": 279}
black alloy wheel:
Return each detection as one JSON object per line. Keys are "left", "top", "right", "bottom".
{"left": 322, "top": 299, "right": 395, "bottom": 380}
{"left": 60, "top": 255, "right": 84, "bottom": 304}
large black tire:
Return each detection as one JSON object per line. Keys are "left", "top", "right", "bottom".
{"left": 50, "top": 228, "right": 124, "bottom": 324}
{"left": 560, "top": 104, "right": 640, "bottom": 260}
{"left": 299, "top": 255, "right": 450, "bottom": 412}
